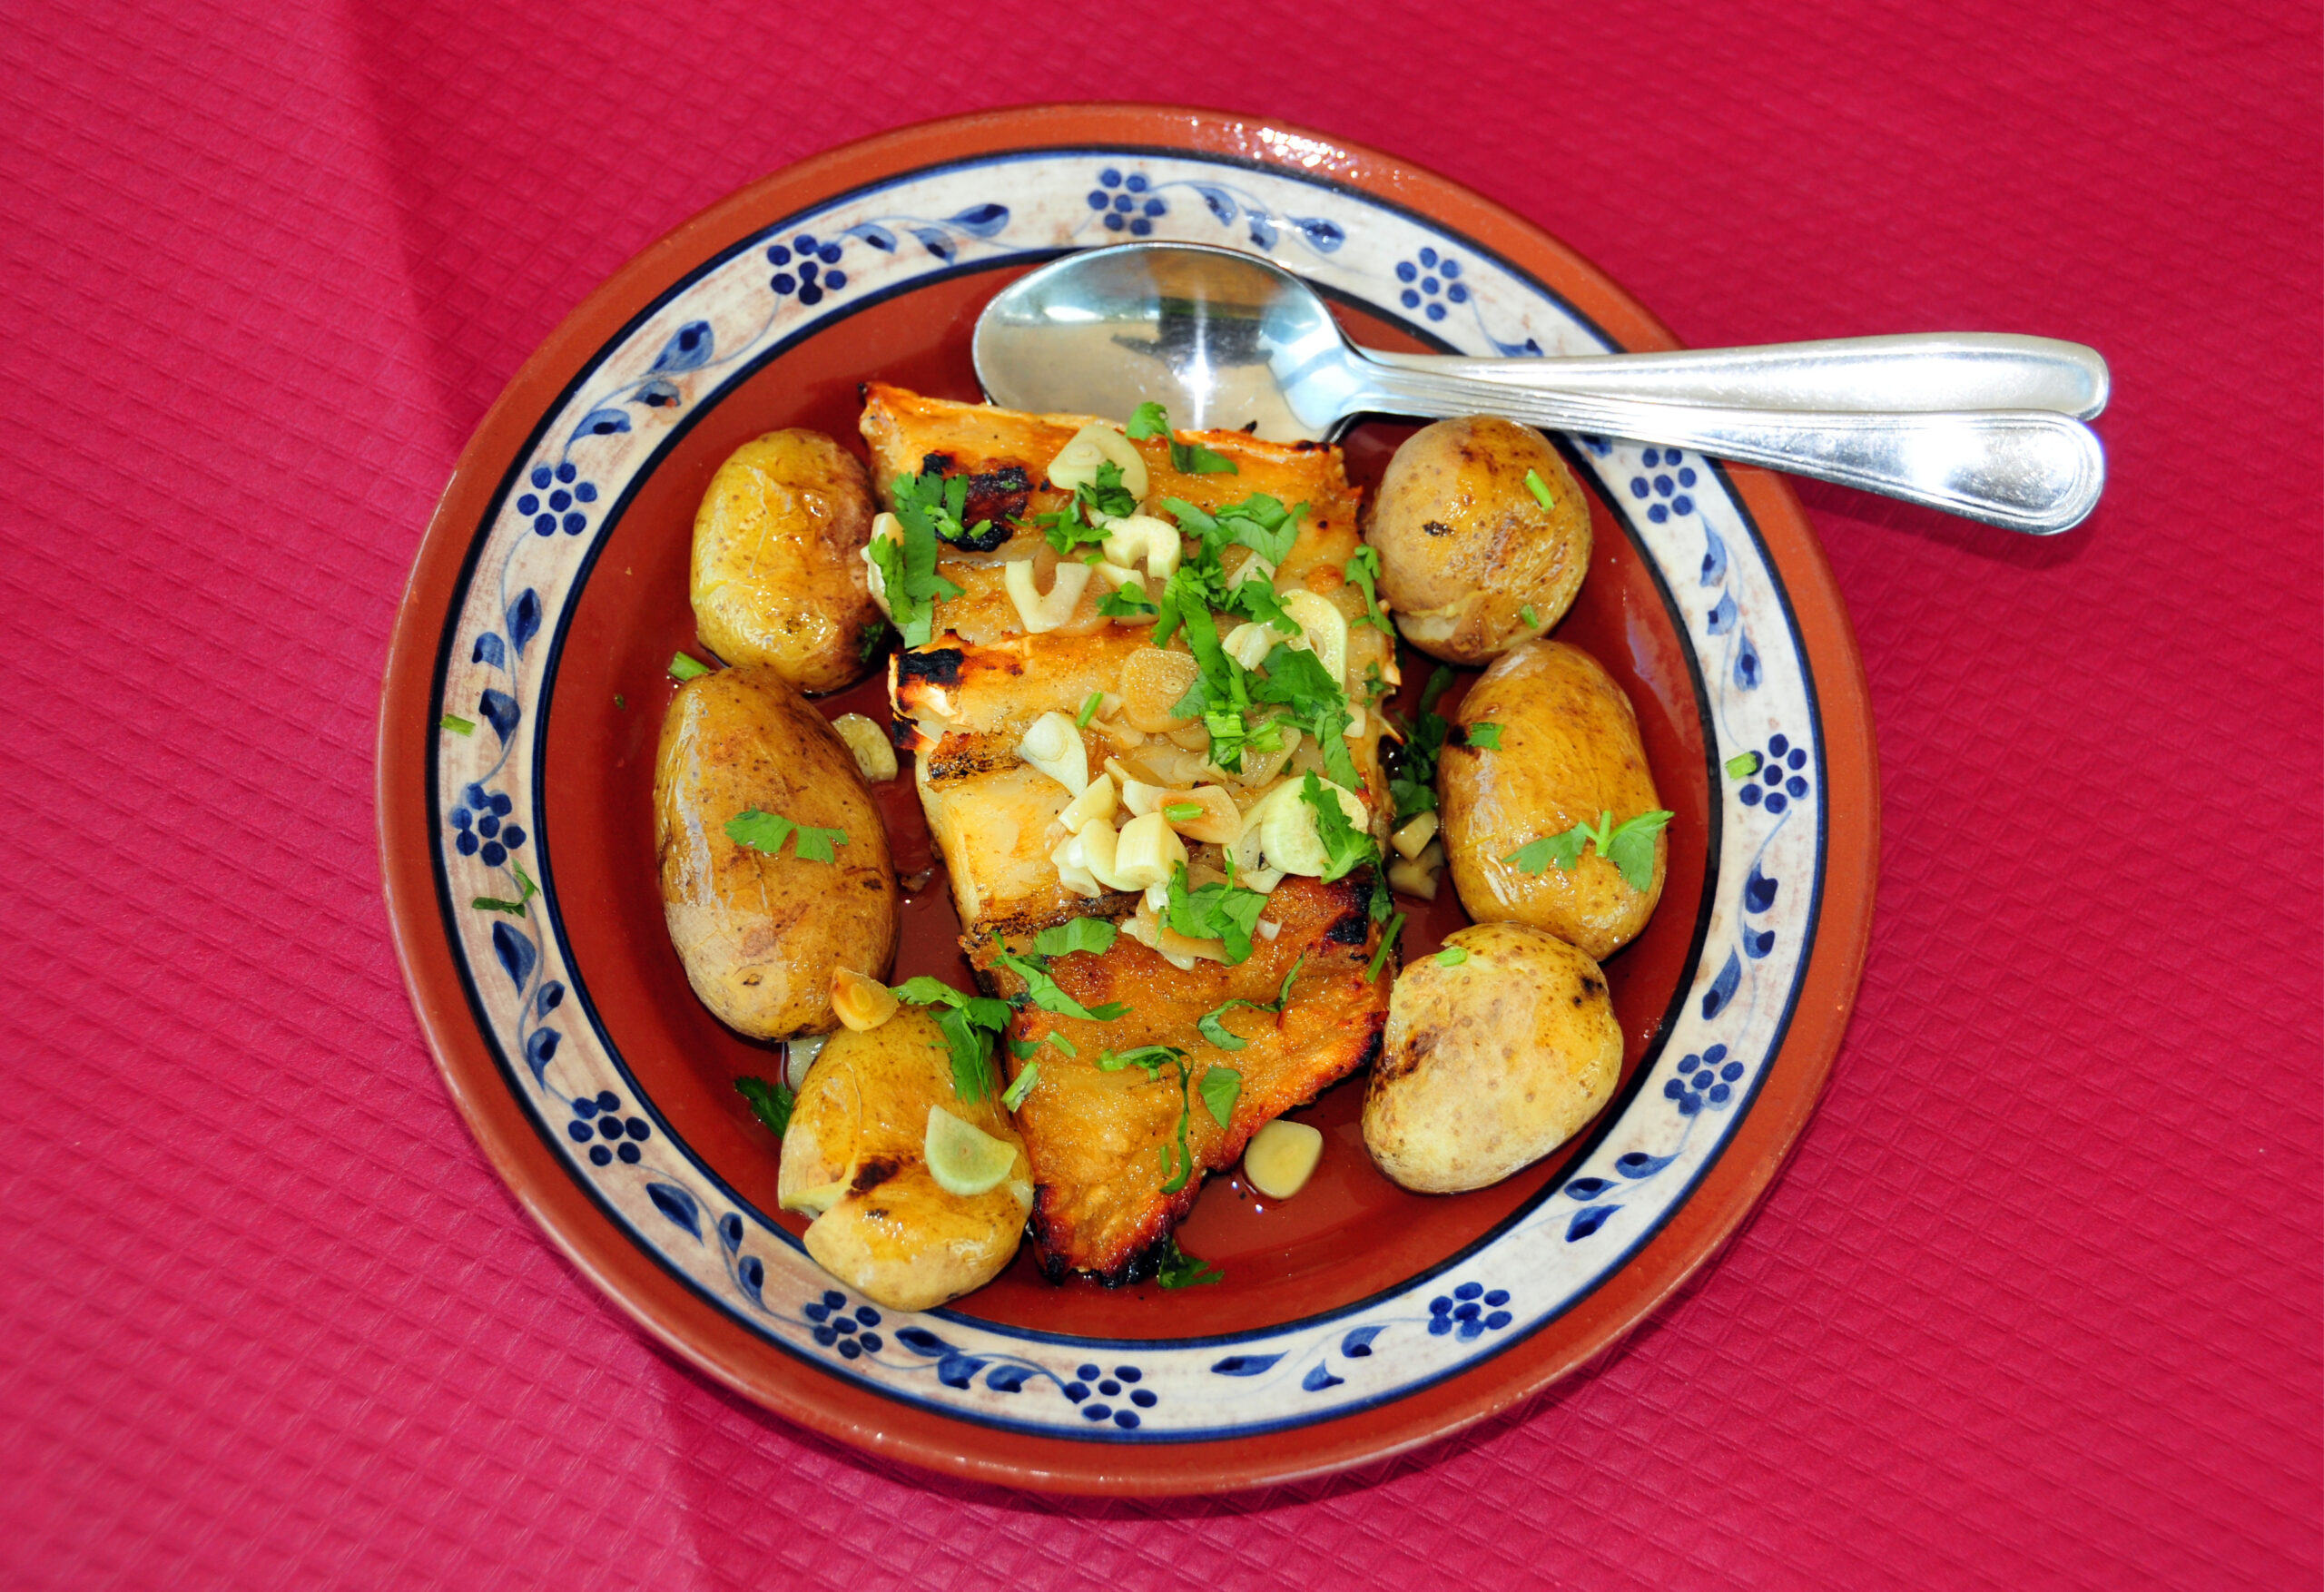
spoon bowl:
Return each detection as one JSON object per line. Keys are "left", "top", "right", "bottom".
{"left": 973, "top": 241, "right": 2109, "bottom": 534}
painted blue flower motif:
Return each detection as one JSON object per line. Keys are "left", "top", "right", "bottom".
{"left": 1425, "top": 1282, "right": 1514, "bottom": 1341}
{"left": 516, "top": 461, "right": 598, "bottom": 536}
{"left": 566, "top": 1087, "right": 653, "bottom": 1167}
{"left": 1733, "top": 732, "right": 1812, "bottom": 814}
{"left": 1666, "top": 1044, "right": 1745, "bottom": 1115}
{"left": 1060, "top": 1360, "right": 1157, "bottom": 1427}
{"left": 448, "top": 782, "right": 526, "bottom": 867}
{"left": 1628, "top": 447, "right": 1699, "bottom": 525}
{"left": 1394, "top": 246, "right": 1471, "bottom": 323}
{"left": 802, "top": 1289, "right": 885, "bottom": 1360}
{"left": 1088, "top": 168, "right": 1167, "bottom": 236}
{"left": 766, "top": 231, "right": 849, "bottom": 306}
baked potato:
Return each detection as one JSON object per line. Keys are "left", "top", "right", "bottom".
{"left": 1438, "top": 639, "right": 1666, "bottom": 959}
{"left": 654, "top": 666, "right": 898, "bottom": 1037}
{"left": 1362, "top": 922, "right": 1621, "bottom": 1193}
{"left": 1365, "top": 416, "right": 1590, "bottom": 664}
{"left": 691, "top": 429, "right": 884, "bottom": 693}
{"left": 777, "top": 1007, "right": 1033, "bottom": 1311}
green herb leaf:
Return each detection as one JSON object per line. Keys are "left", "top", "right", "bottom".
{"left": 895, "top": 466, "right": 993, "bottom": 548}
{"left": 1435, "top": 946, "right": 1470, "bottom": 967}
{"left": 668, "top": 651, "right": 712, "bottom": 682}
{"left": 1366, "top": 911, "right": 1405, "bottom": 981}
{"left": 735, "top": 1075, "right": 795, "bottom": 1137}
{"left": 991, "top": 935, "right": 1131, "bottom": 1022}
{"left": 857, "top": 622, "right": 890, "bottom": 664}
{"left": 1196, "top": 955, "right": 1305, "bottom": 1049}
{"left": 1524, "top": 467, "right": 1558, "bottom": 512}
{"left": 875, "top": 477, "right": 971, "bottom": 644}
{"left": 1465, "top": 722, "right": 1502, "bottom": 751}
{"left": 1098, "top": 580, "right": 1157, "bottom": 619}
{"left": 1001, "top": 1062, "right": 1039, "bottom": 1111}
{"left": 1032, "top": 918, "right": 1118, "bottom": 959}
{"left": 439, "top": 712, "right": 476, "bottom": 735}
{"left": 1725, "top": 750, "right": 1762, "bottom": 779}
{"left": 1198, "top": 1065, "right": 1242, "bottom": 1128}
{"left": 891, "top": 977, "right": 1012, "bottom": 1103}
{"left": 1164, "top": 864, "right": 1271, "bottom": 964}
{"left": 1076, "top": 690, "right": 1103, "bottom": 728}
{"left": 613, "top": 694, "right": 625, "bottom": 710}
{"left": 1600, "top": 810, "right": 1674, "bottom": 890}
{"left": 1343, "top": 545, "right": 1391, "bottom": 632}
{"left": 1504, "top": 828, "right": 1589, "bottom": 876}
{"left": 1168, "top": 437, "right": 1238, "bottom": 475}
{"left": 725, "top": 809, "right": 846, "bottom": 862}
{"left": 1163, "top": 801, "right": 1204, "bottom": 822}
{"left": 1155, "top": 1240, "right": 1224, "bottom": 1289}
{"left": 1520, "top": 604, "right": 1541, "bottom": 629}
{"left": 1127, "top": 401, "right": 1170, "bottom": 439}
{"left": 1098, "top": 1043, "right": 1184, "bottom": 1078}
{"left": 470, "top": 895, "right": 529, "bottom": 917}
{"left": 1298, "top": 772, "right": 1380, "bottom": 882}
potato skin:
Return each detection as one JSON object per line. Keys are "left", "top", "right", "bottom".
{"left": 1365, "top": 416, "right": 1591, "bottom": 664}
{"left": 691, "top": 430, "right": 883, "bottom": 693}
{"left": 654, "top": 666, "right": 898, "bottom": 1037}
{"left": 777, "top": 1008, "right": 1032, "bottom": 1312}
{"left": 1363, "top": 923, "right": 1621, "bottom": 1194}
{"left": 1439, "top": 640, "right": 1666, "bottom": 959}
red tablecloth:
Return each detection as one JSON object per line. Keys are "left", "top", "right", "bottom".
{"left": 5, "top": 1, "right": 2318, "bottom": 1586}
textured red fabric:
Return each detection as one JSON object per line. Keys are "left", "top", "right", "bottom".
{"left": 3, "top": 0, "right": 2317, "bottom": 1587}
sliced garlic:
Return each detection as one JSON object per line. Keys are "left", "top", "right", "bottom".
{"left": 1390, "top": 810, "right": 1440, "bottom": 861}
{"left": 1387, "top": 852, "right": 1441, "bottom": 899}
{"left": 1100, "top": 513, "right": 1181, "bottom": 581}
{"left": 1255, "top": 918, "right": 1281, "bottom": 941}
{"left": 1240, "top": 867, "right": 1285, "bottom": 894}
{"left": 783, "top": 1032, "right": 826, "bottom": 1092}
{"left": 924, "top": 1106, "right": 1017, "bottom": 1197}
{"left": 1244, "top": 1119, "right": 1323, "bottom": 1200}
{"left": 1118, "top": 647, "right": 1200, "bottom": 732}
{"left": 1106, "top": 757, "right": 1167, "bottom": 819}
{"left": 1052, "top": 827, "right": 1103, "bottom": 899}
{"left": 1057, "top": 772, "right": 1118, "bottom": 833}
{"left": 1003, "top": 558, "right": 1092, "bottom": 633}
{"left": 1110, "top": 811, "right": 1187, "bottom": 889}
{"left": 831, "top": 712, "right": 899, "bottom": 782}
{"left": 1277, "top": 589, "right": 1350, "bottom": 696}
{"left": 1016, "top": 711, "right": 1089, "bottom": 795}
{"left": 861, "top": 512, "right": 902, "bottom": 617}
{"left": 1221, "top": 620, "right": 1279, "bottom": 672}
{"left": 831, "top": 968, "right": 899, "bottom": 1032}
{"left": 1046, "top": 422, "right": 1149, "bottom": 499}
{"left": 1216, "top": 723, "right": 1299, "bottom": 788}
{"left": 1159, "top": 784, "right": 1241, "bottom": 845}
{"left": 1256, "top": 775, "right": 1368, "bottom": 878}
{"left": 1125, "top": 897, "right": 1230, "bottom": 968}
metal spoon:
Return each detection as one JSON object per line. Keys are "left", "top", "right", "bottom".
{"left": 972, "top": 241, "right": 2108, "bottom": 535}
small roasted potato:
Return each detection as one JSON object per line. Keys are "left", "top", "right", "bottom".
{"left": 1439, "top": 640, "right": 1666, "bottom": 958}
{"left": 655, "top": 666, "right": 899, "bottom": 1037}
{"left": 1365, "top": 416, "right": 1590, "bottom": 664}
{"left": 1363, "top": 923, "right": 1621, "bottom": 1194}
{"left": 777, "top": 1008, "right": 1033, "bottom": 1312}
{"left": 692, "top": 429, "right": 884, "bottom": 693}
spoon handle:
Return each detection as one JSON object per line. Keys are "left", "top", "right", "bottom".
{"left": 1347, "top": 366, "right": 2105, "bottom": 535}
{"left": 1364, "top": 334, "right": 2109, "bottom": 418}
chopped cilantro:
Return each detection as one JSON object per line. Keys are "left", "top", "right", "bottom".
{"left": 857, "top": 621, "right": 890, "bottom": 664}
{"left": 472, "top": 860, "right": 541, "bottom": 918}
{"left": 1198, "top": 1065, "right": 1242, "bottom": 1128}
{"left": 1466, "top": 722, "right": 1502, "bottom": 751}
{"left": 990, "top": 934, "right": 1131, "bottom": 1022}
{"left": 1196, "top": 955, "right": 1305, "bottom": 1049}
{"left": 1096, "top": 1043, "right": 1198, "bottom": 1194}
{"left": 1524, "top": 467, "right": 1558, "bottom": 512}
{"left": 1163, "top": 801, "right": 1204, "bottom": 822}
{"left": 1725, "top": 750, "right": 1762, "bottom": 779}
{"left": 1032, "top": 918, "right": 1118, "bottom": 958}
{"left": 1076, "top": 690, "right": 1103, "bottom": 728}
{"left": 1000, "top": 1062, "right": 1039, "bottom": 1111}
{"left": 895, "top": 467, "right": 992, "bottom": 547}
{"left": 1386, "top": 665, "right": 1457, "bottom": 821}
{"left": 891, "top": 976, "right": 1012, "bottom": 1103}
{"left": 1520, "top": 604, "right": 1541, "bottom": 629}
{"left": 1156, "top": 1240, "right": 1224, "bottom": 1288}
{"left": 668, "top": 651, "right": 712, "bottom": 682}
{"left": 1125, "top": 403, "right": 1239, "bottom": 475}
{"left": 1344, "top": 545, "right": 1392, "bottom": 632}
{"left": 1435, "top": 946, "right": 1470, "bottom": 967}
{"left": 1298, "top": 772, "right": 1380, "bottom": 882}
{"left": 725, "top": 809, "right": 848, "bottom": 862}
{"left": 870, "top": 485, "right": 968, "bottom": 647}
{"left": 1366, "top": 912, "right": 1404, "bottom": 981}
{"left": 439, "top": 712, "right": 475, "bottom": 735}
{"left": 1127, "top": 401, "right": 1170, "bottom": 439}
{"left": 1503, "top": 809, "right": 1673, "bottom": 890}
{"left": 1098, "top": 581, "right": 1157, "bottom": 619}
{"left": 1164, "top": 864, "right": 1271, "bottom": 964}
{"left": 735, "top": 1075, "right": 795, "bottom": 1137}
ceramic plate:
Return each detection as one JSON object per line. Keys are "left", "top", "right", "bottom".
{"left": 378, "top": 104, "right": 1877, "bottom": 1494}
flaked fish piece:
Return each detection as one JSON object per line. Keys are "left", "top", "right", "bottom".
{"left": 971, "top": 873, "right": 1392, "bottom": 1282}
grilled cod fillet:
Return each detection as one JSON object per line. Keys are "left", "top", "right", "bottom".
{"left": 867, "top": 384, "right": 1394, "bottom": 1280}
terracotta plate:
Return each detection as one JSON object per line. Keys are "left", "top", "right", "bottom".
{"left": 377, "top": 104, "right": 1877, "bottom": 1494}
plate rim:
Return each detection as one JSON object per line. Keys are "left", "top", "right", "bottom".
{"left": 377, "top": 102, "right": 1879, "bottom": 1495}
